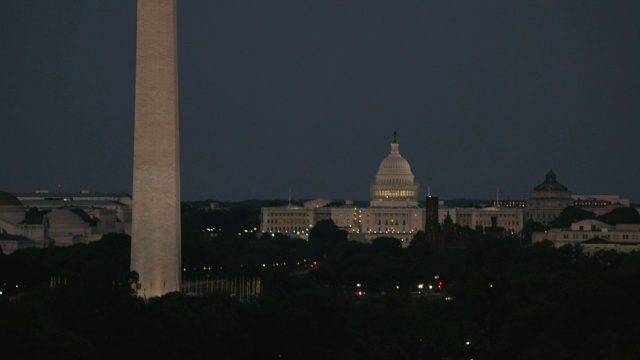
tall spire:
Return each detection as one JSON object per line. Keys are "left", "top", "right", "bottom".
{"left": 131, "top": 0, "right": 181, "bottom": 298}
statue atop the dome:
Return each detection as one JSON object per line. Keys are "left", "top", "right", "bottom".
{"left": 393, "top": 131, "right": 397, "bottom": 143}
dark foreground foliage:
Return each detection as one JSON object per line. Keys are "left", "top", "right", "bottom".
{"left": 2, "top": 230, "right": 640, "bottom": 359}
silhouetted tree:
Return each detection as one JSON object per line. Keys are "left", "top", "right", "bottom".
{"left": 597, "top": 207, "right": 640, "bottom": 225}
{"left": 407, "top": 230, "right": 431, "bottom": 258}
{"left": 552, "top": 206, "right": 595, "bottom": 228}
{"left": 308, "top": 220, "right": 347, "bottom": 258}
{"left": 371, "top": 237, "right": 403, "bottom": 256}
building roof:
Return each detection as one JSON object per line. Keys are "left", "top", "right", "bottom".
{"left": 0, "top": 192, "right": 26, "bottom": 224}
{"left": 572, "top": 219, "right": 609, "bottom": 228}
{"left": 45, "top": 209, "right": 88, "bottom": 228}
{"left": 532, "top": 169, "right": 569, "bottom": 192}
{"left": 13, "top": 192, "right": 131, "bottom": 198}
{"left": 20, "top": 200, "right": 125, "bottom": 208}
{"left": 0, "top": 192, "right": 24, "bottom": 206}
{"left": 582, "top": 237, "right": 639, "bottom": 246}
{"left": 0, "top": 234, "right": 34, "bottom": 243}
{"left": 581, "top": 236, "right": 611, "bottom": 244}
{"left": 303, "top": 198, "right": 334, "bottom": 208}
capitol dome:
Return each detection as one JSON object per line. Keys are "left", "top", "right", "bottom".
{"left": 0, "top": 191, "right": 26, "bottom": 224}
{"left": 370, "top": 134, "right": 419, "bottom": 207}
{"left": 375, "top": 142, "right": 415, "bottom": 185}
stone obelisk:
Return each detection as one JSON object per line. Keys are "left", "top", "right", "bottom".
{"left": 131, "top": 0, "right": 181, "bottom": 298}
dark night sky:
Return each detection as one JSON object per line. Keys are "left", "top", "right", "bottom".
{"left": 1, "top": 1, "right": 639, "bottom": 202}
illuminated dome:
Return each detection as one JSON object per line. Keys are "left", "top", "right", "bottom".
{"left": 375, "top": 142, "right": 415, "bottom": 185}
{"left": 0, "top": 191, "right": 26, "bottom": 224}
{"left": 370, "top": 134, "right": 419, "bottom": 207}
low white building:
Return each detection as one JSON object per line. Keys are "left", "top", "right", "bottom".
{"left": 532, "top": 219, "right": 640, "bottom": 253}
{"left": 15, "top": 191, "right": 132, "bottom": 233}
{"left": 0, "top": 191, "right": 131, "bottom": 254}
{"left": 572, "top": 194, "right": 630, "bottom": 216}
{"left": 0, "top": 235, "right": 36, "bottom": 255}
{"left": 454, "top": 206, "right": 524, "bottom": 234}
{"left": 260, "top": 205, "right": 316, "bottom": 239}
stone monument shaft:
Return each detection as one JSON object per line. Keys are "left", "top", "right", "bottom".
{"left": 131, "top": 0, "right": 181, "bottom": 297}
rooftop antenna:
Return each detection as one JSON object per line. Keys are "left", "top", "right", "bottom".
{"left": 496, "top": 187, "right": 500, "bottom": 206}
{"left": 288, "top": 186, "right": 291, "bottom": 207}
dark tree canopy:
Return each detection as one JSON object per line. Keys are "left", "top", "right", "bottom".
{"left": 307, "top": 220, "right": 348, "bottom": 259}
{"left": 3, "top": 204, "right": 640, "bottom": 360}
{"left": 371, "top": 236, "right": 403, "bottom": 256}
{"left": 597, "top": 207, "right": 640, "bottom": 225}
{"left": 308, "top": 219, "right": 348, "bottom": 244}
{"left": 552, "top": 206, "right": 596, "bottom": 228}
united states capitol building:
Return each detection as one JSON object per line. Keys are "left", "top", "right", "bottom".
{"left": 260, "top": 134, "right": 425, "bottom": 246}
{"left": 260, "top": 134, "right": 631, "bottom": 246}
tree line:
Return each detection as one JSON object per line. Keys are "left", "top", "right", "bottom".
{"left": 1, "top": 205, "right": 640, "bottom": 359}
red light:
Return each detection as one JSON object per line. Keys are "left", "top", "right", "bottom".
{"left": 313, "top": 261, "right": 317, "bottom": 265}
{"left": 438, "top": 281, "right": 443, "bottom": 289}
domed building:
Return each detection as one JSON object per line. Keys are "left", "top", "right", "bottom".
{"left": 0, "top": 190, "right": 129, "bottom": 253}
{"left": 359, "top": 134, "right": 424, "bottom": 246}
{"left": 0, "top": 191, "right": 27, "bottom": 224}
{"left": 525, "top": 169, "right": 574, "bottom": 225}
{"left": 44, "top": 209, "right": 94, "bottom": 246}
{"left": 530, "top": 169, "right": 571, "bottom": 197}
{"left": 370, "top": 133, "right": 419, "bottom": 208}
{"left": 0, "top": 192, "right": 42, "bottom": 254}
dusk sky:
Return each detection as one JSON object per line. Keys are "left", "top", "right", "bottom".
{"left": 1, "top": 1, "right": 639, "bottom": 202}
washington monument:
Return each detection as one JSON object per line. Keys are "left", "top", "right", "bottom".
{"left": 131, "top": 0, "right": 181, "bottom": 298}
